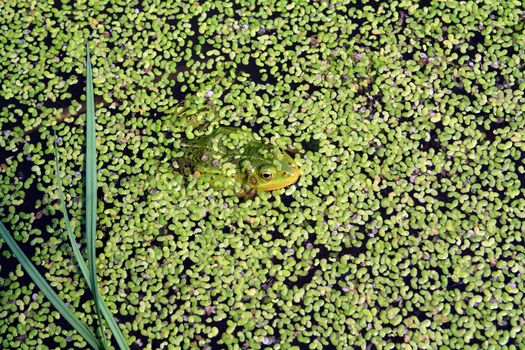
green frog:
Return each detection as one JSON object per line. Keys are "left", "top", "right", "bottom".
{"left": 178, "top": 127, "right": 300, "bottom": 194}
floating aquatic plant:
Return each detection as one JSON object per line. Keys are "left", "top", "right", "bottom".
{"left": 1, "top": 0, "right": 524, "bottom": 349}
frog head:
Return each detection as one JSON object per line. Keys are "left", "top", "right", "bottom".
{"left": 245, "top": 150, "right": 300, "bottom": 191}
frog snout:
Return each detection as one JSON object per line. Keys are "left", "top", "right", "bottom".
{"left": 286, "top": 164, "right": 300, "bottom": 182}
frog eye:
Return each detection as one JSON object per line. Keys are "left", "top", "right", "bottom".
{"left": 258, "top": 166, "right": 274, "bottom": 181}
{"left": 261, "top": 171, "right": 273, "bottom": 180}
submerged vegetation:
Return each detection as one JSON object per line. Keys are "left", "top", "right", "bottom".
{"left": 1, "top": 0, "right": 524, "bottom": 349}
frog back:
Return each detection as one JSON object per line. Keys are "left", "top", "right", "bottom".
{"left": 178, "top": 127, "right": 258, "bottom": 187}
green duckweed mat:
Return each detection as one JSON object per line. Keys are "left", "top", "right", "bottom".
{"left": 1, "top": 0, "right": 524, "bottom": 349}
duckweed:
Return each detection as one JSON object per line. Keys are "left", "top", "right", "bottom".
{"left": 1, "top": 0, "right": 525, "bottom": 348}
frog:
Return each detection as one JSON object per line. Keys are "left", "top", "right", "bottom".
{"left": 178, "top": 126, "right": 300, "bottom": 196}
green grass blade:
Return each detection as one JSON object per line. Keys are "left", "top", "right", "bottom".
{"left": 85, "top": 42, "right": 110, "bottom": 348}
{"left": 0, "top": 221, "right": 102, "bottom": 350}
{"left": 53, "top": 133, "right": 91, "bottom": 283}
{"left": 54, "top": 135, "right": 130, "bottom": 349}
{"left": 84, "top": 42, "right": 130, "bottom": 350}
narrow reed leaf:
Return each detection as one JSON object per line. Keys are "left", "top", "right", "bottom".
{"left": 53, "top": 135, "right": 130, "bottom": 349}
{"left": 53, "top": 132, "right": 91, "bottom": 283}
{"left": 84, "top": 42, "right": 130, "bottom": 350}
{"left": 0, "top": 221, "right": 102, "bottom": 350}
{"left": 85, "top": 42, "right": 110, "bottom": 348}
